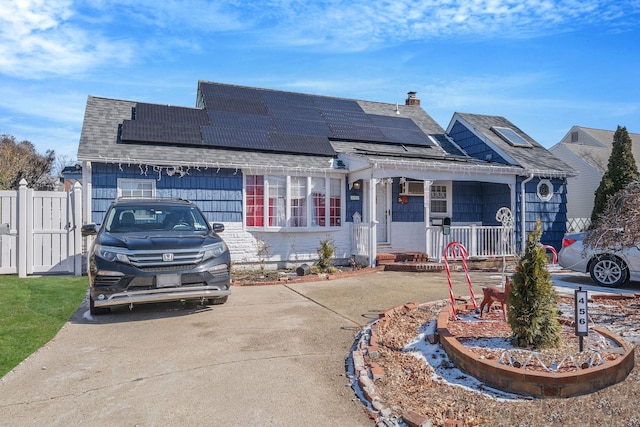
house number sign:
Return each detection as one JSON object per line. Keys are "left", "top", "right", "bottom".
{"left": 574, "top": 287, "right": 588, "bottom": 351}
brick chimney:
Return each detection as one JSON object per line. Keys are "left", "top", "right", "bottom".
{"left": 405, "top": 91, "right": 420, "bottom": 106}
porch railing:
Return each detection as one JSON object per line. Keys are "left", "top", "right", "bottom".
{"left": 351, "top": 223, "right": 515, "bottom": 263}
{"left": 426, "top": 225, "right": 515, "bottom": 262}
{"left": 352, "top": 222, "right": 370, "bottom": 257}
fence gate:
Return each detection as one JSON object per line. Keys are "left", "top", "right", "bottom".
{"left": 0, "top": 179, "right": 82, "bottom": 277}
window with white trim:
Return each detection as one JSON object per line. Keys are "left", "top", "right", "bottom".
{"left": 430, "top": 181, "right": 451, "bottom": 217}
{"left": 537, "top": 179, "right": 553, "bottom": 202}
{"left": 117, "top": 179, "right": 155, "bottom": 198}
{"left": 245, "top": 175, "right": 343, "bottom": 229}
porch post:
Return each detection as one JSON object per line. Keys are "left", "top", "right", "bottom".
{"left": 423, "top": 180, "right": 433, "bottom": 260}
{"left": 82, "top": 161, "right": 92, "bottom": 224}
{"left": 369, "top": 178, "right": 378, "bottom": 267}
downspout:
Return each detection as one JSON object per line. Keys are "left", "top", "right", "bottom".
{"left": 520, "top": 174, "right": 534, "bottom": 253}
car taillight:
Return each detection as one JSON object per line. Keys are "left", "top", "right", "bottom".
{"left": 562, "top": 238, "right": 577, "bottom": 247}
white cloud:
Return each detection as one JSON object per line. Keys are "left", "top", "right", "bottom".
{"left": 0, "top": 0, "right": 133, "bottom": 78}
{"left": 251, "top": 0, "right": 640, "bottom": 51}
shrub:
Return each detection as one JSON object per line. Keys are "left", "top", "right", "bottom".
{"left": 316, "top": 238, "right": 337, "bottom": 273}
{"left": 508, "top": 219, "right": 561, "bottom": 349}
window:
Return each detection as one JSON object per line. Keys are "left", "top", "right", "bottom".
{"left": 117, "top": 179, "right": 155, "bottom": 198}
{"left": 491, "top": 126, "right": 531, "bottom": 147}
{"left": 537, "top": 179, "right": 553, "bottom": 202}
{"left": 429, "top": 181, "right": 451, "bottom": 217}
{"left": 289, "top": 177, "right": 307, "bottom": 227}
{"left": 268, "top": 176, "right": 286, "bottom": 227}
{"left": 246, "top": 175, "right": 343, "bottom": 229}
{"left": 329, "top": 178, "right": 341, "bottom": 226}
{"left": 311, "top": 178, "right": 326, "bottom": 227}
{"left": 246, "top": 175, "right": 264, "bottom": 227}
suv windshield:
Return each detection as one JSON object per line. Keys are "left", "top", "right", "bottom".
{"left": 104, "top": 204, "right": 209, "bottom": 232}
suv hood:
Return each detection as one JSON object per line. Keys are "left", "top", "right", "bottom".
{"left": 97, "top": 231, "right": 223, "bottom": 251}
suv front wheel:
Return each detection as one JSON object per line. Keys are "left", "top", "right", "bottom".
{"left": 90, "top": 296, "right": 111, "bottom": 315}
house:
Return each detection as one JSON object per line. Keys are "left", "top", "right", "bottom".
{"left": 77, "top": 81, "right": 573, "bottom": 268}
{"left": 549, "top": 126, "right": 640, "bottom": 231}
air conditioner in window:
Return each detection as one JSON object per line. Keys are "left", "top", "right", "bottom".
{"left": 400, "top": 180, "right": 424, "bottom": 196}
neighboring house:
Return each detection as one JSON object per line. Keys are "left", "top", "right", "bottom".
{"left": 549, "top": 126, "right": 640, "bottom": 231}
{"left": 61, "top": 164, "right": 83, "bottom": 192}
{"left": 77, "top": 81, "right": 573, "bottom": 268}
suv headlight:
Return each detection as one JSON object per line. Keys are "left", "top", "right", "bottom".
{"left": 202, "top": 242, "right": 228, "bottom": 261}
{"left": 95, "top": 244, "right": 131, "bottom": 264}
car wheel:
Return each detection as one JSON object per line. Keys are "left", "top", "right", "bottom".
{"left": 589, "top": 255, "right": 628, "bottom": 288}
{"left": 90, "top": 296, "right": 111, "bottom": 315}
{"left": 208, "top": 296, "right": 228, "bottom": 305}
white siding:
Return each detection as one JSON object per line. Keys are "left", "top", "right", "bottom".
{"left": 549, "top": 144, "right": 601, "bottom": 219}
{"left": 220, "top": 222, "right": 352, "bottom": 269}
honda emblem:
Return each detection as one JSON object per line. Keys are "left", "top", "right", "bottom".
{"left": 162, "top": 253, "right": 174, "bottom": 262}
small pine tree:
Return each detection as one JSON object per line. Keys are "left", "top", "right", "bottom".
{"left": 592, "top": 126, "right": 639, "bottom": 222}
{"left": 508, "top": 219, "right": 561, "bottom": 349}
{"left": 316, "top": 238, "right": 337, "bottom": 273}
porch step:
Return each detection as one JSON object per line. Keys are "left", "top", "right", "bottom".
{"left": 376, "top": 251, "right": 430, "bottom": 264}
{"left": 376, "top": 251, "right": 445, "bottom": 273}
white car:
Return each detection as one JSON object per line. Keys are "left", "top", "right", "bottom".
{"left": 558, "top": 232, "right": 640, "bottom": 287}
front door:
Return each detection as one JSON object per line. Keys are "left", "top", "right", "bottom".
{"left": 376, "top": 181, "right": 390, "bottom": 244}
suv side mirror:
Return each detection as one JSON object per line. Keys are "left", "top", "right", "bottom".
{"left": 82, "top": 224, "right": 98, "bottom": 236}
{"left": 212, "top": 223, "right": 225, "bottom": 233}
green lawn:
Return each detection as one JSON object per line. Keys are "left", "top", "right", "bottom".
{"left": 0, "top": 275, "right": 87, "bottom": 378}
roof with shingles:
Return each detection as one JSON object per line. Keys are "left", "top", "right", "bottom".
{"left": 77, "top": 82, "right": 570, "bottom": 178}
{"left": 77, "top": 95, "right": 338, "bottom": 173}
{"left": 451, "top": 113, "right": 573, "bottom": 175}
{"left": 78, "top": 82, "right": 450, "bottom": 171}
{"left": 552, "top": 126, "right": 640, "bottom": 175}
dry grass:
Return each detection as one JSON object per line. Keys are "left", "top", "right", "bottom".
{"left": 371, "top": 297, "right": 640, "bottom": 427}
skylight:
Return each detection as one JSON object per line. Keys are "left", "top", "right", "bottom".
{"left": 491, "top": 126, "right": 531, "bottom": 147}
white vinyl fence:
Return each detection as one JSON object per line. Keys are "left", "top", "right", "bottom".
{"left": 0, "top": 179, "right": 82, "bottom": 277}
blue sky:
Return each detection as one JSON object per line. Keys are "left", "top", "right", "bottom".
{"left": 1, "top": 0, "right": 639, "bottom": 163}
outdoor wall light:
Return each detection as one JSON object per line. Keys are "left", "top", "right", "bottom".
{"left": 352, "top": 180, "right": 361, "bottom": 190}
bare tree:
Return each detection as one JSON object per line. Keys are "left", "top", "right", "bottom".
{"left": 584, "top": 180, "right": 640, "bottom": 250}
{"left": 0, "top": 134, "right": 56, "bottom": 190}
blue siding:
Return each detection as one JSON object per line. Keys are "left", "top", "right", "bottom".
{"left": 90, "top": 163, "right": 243, "bottom": 224}
{"left": 515, "top": 177, "right": 567, "bottom": 250}
{"left": 392, "top": 178, "right": 424, "bottom": 222}
{"left": 452, "top": 182, "right": 510, "bottom": 224}
{"left": 448, "top": 121, "right": 509, "bottom": 164}
{"left": 346, "top": 181, "right": 363, "bottom": 222}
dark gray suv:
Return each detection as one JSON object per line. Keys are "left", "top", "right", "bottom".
{"left": 82, "top": 198, "right": 231, "bottom": 315}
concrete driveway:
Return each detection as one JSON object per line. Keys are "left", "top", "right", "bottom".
{"left": 0, "top": 270, "right": 633, "bottom": 426}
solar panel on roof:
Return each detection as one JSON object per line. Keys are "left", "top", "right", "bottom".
{"left": 120, "top": 120, "right": 203, "bottom": 145}
{"left": 327, "top": 123, "right": 386, "bottom": 141}
{"left": 200, "top": 83, "right": 263, "bottom": 102}
{"left": 208, "top": 110, "right": 274, "bottom": 132}
{"left": 134, "top": 103, "right": 210, "bottom": 125}
{"left": 130, "top": 82, "right": 436, "bottom": 155}
{"left": 206, "top": 97, "right": 268, "bottom": 115}
{"left": 368, "top": 114, "right": 417, "bottom": 129}
{"left": 201, "top": 126, "right": 272, "bottom": 150}
{"left": 268, "top": 133, "right": 336, "bottom": 156}
{"left": 260, "top": 90, "right": 316, "bottom": 108}
{"left": 431, "top": 134, "right": 466, "bottom": 156}
{"left": 311, "top": 96, "right": 363, "bottom": 112}
{"left": 272, "top": 117, "right": 333, "bottom": 136}
{"left": 379, "top": 127, "right": 433, "bottom": 146}
{"left": 266, "top": 104, "right": 325, "bottom": 121}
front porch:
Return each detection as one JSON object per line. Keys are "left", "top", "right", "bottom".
{"left": 353, "top": 221, "right": 516, "bottom": 268}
